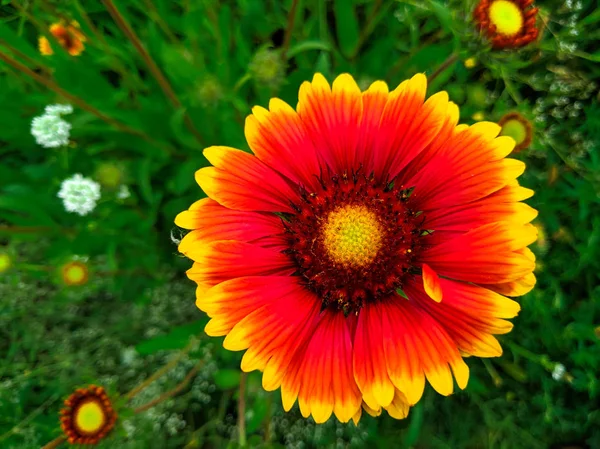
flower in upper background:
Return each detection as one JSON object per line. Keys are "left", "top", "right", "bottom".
{"left": 196, "top": 76, "right": 224, "bottom": 108}
{"left": 464, "top": 57, "right": 477, "bottom": 69}
{"left": 473, "top": 0, "right": 539, "bottom": 49}
{"left": 39, "top": 20, "right": 86, "bottom": 56}
{"left": 31, "top": 111, "right": 72, "bottom": 148}
{"left": 176, "top": 73, "right": 538, "bottom": 423}
{"left": 498, "top": 112, "right": 533, "bottom": 153}
{"left": 249, "top": 47, "right": 285, "bottom": 88}
{"left": 45, "top": 104, "right": 74, "bottom": 116}
{"left": 0, "top": 252, "right": 12, "bottom": 274}
{"left": 116, "top": 185, "right": 131, "bottom": 200}
{"left": 60, "top": 260, "right": 90, "bottom": 286}
{"left": 60, "top": 385, "right": 117, "bottom": 445}
{"left": 58, "top": 174, "right": 101, "bottom": 216}
{"left": 95, "top": 162, "right": 126, "bottom": 190}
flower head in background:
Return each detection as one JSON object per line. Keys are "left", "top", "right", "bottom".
{"left": 45, "top": 104, "right": 74, "bottom": 116}
{"left": 95, "top": 162, "right": 126, "bottom": 189}
{"left": 177, "top": 73, "right": 537, "bottom": 423}
{"left": 31, "top": 112, "right": 72, "bottom": 148}
{"left": 60, "top": 385, "right": 117, "bottom": 445}
{"left": 58, "top": 174, "right": 101, "bottom": 216}
{"left": 117, "top": 185, "right": 131, "bottom": 200}
{"left": 499, "top": 112, "right": 533, "bottom": 153}
{"left": 473, "top": 0, "right": 539, "bottom": 49}
{"left": 60, "top": 260, "right": 90, "bottom": 286}
{"left": 39, "top": 20, "right": 86, "bottom": 56}
{"left": 249, "top": 47, "right": 285, "bottom": 88}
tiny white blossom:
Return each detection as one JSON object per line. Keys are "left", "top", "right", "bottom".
{"left": 57, "top": 174, "right": 101, "bottom": 216}
{"left": 44, "top": 104, "right": 74, "bottom": 116}
{"left": 552, "top": 363, "right": 566, "bottom": 381}
{"left": 31, "top": 113, "right": 71, "bottom": 148}
{"left": 116, "top": 184, "right": 131, "bottom": 200}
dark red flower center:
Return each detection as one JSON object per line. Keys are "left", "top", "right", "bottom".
{"left": 285, "top": 172, "right": 424, "bottom": 315}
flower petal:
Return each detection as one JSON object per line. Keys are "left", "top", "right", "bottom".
{"left": 381, "top": 297, "right": 469, "bottom": 401}
{"left": 297, "top": 73, "right": 363, "bottom": 174}
{"left": 480, "top": 272, "right": 537, "bottom": 297}
{"left": 281, "top": 310, "right": 362, "bottom": 423}
{"left": 372, "top": 75, "right": 449, "bottom": 180}
{"left": 406, "top": 280, "right": 520, "bottom": 357}
{"left": 246, "top": 98, "right": 322, "bottom": 189}
{"left": 421, "top": 222, "right": 537, "bottom": 284}
{"left": 422, "top": 263, "right": 443, "bottom": 302}
{"left": 353, "top": 303, "right": 395, "bottom": 409}
{"left": 196, "top": 146, "right": 299, "bottom": 212}
{"left": 356, "top": 80, "right": 389, "bottom": 174}
{"left": 186, "top": 240, "right": 294, "bottom": 294}
{"left": 221, "top": 277, "right": 321, "bottom": 387}
{"left": 383, "top": 389, "right": 410, "bottom": 420}
{"left": 176, "top": 198, "right": 286, "bottom": 253}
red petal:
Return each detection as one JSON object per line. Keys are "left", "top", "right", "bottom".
{"left": 353, "top": 303, "right": 395, "bottom": 409}
{"left": 245, "top": 98, "right": 322, "bottom": 189}
{"left": 196, "top": 146, "right": 299, "bottom": 212}
{"left": 422, "top": 263, "right": 443, "bottom": 302}
{"left": 281, "top": 310, "right": 362, "bottom": 423}
{"left": 297, "top": 73, "right": 363, "bottom": 174}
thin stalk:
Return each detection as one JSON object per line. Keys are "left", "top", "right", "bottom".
{"left": 281, "top": 0, "right": 300, "bottom": 60}
{"left": 0, "top": 48, "right": 161, "bottom": 149}
{"left": 427, "top": 52, "right": 459, "bottom": 84}
{"left": 101, "top": 0, "right": 204, "bottom": 146}
{"left": 125, "top": 339, "right": 197, "bottom": 400}
{"left": 133, "top": 361, "right": 203, "bottom": 413}
{"left": 41, "top": 436, "right": 66, "bottom": 449}
{"left": 238, "top": 372, "right": 247, "bottom": 447}
{"left": 349, "top": 0, "right": 383, "bottom": 60}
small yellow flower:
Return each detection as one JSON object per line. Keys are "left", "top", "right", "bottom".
{"left": 464, "top": 58, "right": 477, "bottom": 69}
{"left": 39, "top": 20, "right": 86, "bottom": 56}
{"left": 60, "top": 261, "right": 89, "bottom": 286}
{"left": 472, "top": 111, "right": 485, "bottom": 121}
{"left": 60, "top": 385, "right": 117, "bottom": 445}
{"left": 95, "top": 163, "right": 125, "bottom": 189}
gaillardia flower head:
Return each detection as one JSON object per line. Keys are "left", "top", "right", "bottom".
{"left": 498, "top": 111, "right": 533, "bottom": 153}
{"left": 39, "top": 20, "right": 86, "bottom": 56}
{"left": 60, "top": 260, "right": 89, "bottom": 286}
{"left": 176, "top": 73, "right": 538, "bottom": 423}
{"left": 473, "top": 0, "right": 539, "bottom": 49}
{"left": 60, "top": 385, "right": 117, "bottom": 445}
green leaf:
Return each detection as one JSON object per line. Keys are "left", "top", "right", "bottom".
{"left": 287, "top": 40, "right": 332, "bottom": 59}
{"left": 214, "top": 369, "right": 241, "bottom": 390}
{"left": 135, "top": 319, "right": 207, "bottom": 355}
{"left": 334, "top": 0, "right": 360, "bottom": 58}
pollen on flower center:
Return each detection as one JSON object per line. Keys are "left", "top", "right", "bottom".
{"left": 489, "top": 0, "right": 523, "bottom": 36}
{"left": 322, "top": 205, "right": 383, "bottom": 267}
{"left": 75, "top": 400, "right": 106, "bottom": 433}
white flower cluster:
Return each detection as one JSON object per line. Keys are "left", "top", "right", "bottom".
{"left": 552, "top": 363, "right": 566, "bottom": 381}
{"left": 57, "top": 173, "right": 101, "bottom": 216}
{"left": 31, "top": 104, "right": 73, "bottom": 148}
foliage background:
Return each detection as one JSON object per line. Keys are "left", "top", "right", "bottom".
{"left": 1, "top": 0, "right": 599, "bottom": 448}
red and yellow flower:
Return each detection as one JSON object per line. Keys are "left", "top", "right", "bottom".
{"left": 60, "top": 385, "right": 117, "bottom": 445}
{"left": 176, "top": 73, "right": 537, "bottom": 423}
{"left": 60, "top": 260, "right": 89, "bottom": 286}
{"left": 498, "top": 111, "right": 533, "bottom": 153}
{"left": 473, "top": 0, "right": 539, "bottom": 49}
{"left": 39, "top": 20, "right": 86, "bottom": 56}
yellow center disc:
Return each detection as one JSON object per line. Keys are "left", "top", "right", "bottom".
{"left": 75, "top": 400, "right": 106, "bottom": 434}
{"left": 489, "top": 0, "right": 523, "bottom": 36}
{"left": 62, "top": 262, "right": 88, "bottom": 285}
{"left": 501, "top": 118, "right": 528, "bottom": 144}
{"left": 322, "top": 205, "right": 383, "bottom": 267}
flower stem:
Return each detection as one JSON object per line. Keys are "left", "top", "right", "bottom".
{"left": 133, "top": 361, "right": 203, "bottom": 414}
{"left": 238, "top": 372, "right": 247, "bottom": 447}
{"left": 125, "top": 339, "right": 198, "bottom": 400}
{"left": 281, "top": 0, "right": 300, "bottom": 60}
{"left": 41, "top": 436, "right": 66, "bottom": 449}
{"left": 427, "top": 52, "right": 459, "bottom": 85}
{"left": 101, "top": 0, "right": 205, "bottom": 146}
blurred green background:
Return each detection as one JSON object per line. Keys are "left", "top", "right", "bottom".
{"left": 1, "top": 0, "right": 599, "bottom": 448}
